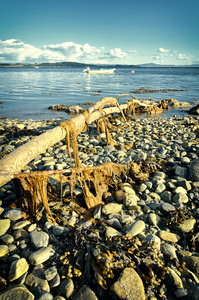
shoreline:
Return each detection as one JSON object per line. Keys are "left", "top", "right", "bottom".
{"left": 0, "top": 114, "right": 199, "bottom": 299}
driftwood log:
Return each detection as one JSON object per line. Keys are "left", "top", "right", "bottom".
{"left": 0, "top": 96, "right": 157, "bottom": 187}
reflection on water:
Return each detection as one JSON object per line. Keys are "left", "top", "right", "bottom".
{"left": 0, "top": 67, "right": 198, "bottom": 120}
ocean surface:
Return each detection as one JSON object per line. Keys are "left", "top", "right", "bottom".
{"left": 0, "top": 67, "right": 198, "bottom": 120}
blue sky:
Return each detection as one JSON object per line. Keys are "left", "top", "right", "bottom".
{"left": 0, "top": 0, "right": 198, "bottom": 65}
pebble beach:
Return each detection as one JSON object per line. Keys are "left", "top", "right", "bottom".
{"left": 0, "top": 112, "right": 199, "bottom": 300}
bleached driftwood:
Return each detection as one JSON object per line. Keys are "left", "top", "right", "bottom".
{"left": 0, "top": 96, "right": 154, "bottom": 187}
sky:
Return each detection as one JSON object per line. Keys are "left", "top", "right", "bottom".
{"left": 0, "top": 0, "right": 199, "bottom": 65}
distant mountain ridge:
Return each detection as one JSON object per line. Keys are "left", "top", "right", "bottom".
{"left": 0, "top": 62, "right": 199, "bottom": 68}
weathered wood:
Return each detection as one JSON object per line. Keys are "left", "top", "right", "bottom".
{"left": 0, "top": 97, "right": 152, "bottom": 187}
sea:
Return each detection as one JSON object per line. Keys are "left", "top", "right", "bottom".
{"left": 0, "top": 67, "right": 198, "bottom": 120}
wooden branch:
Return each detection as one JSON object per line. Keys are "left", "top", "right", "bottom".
{"left": 0, "top": 96, "right": 151, "bottom": 187}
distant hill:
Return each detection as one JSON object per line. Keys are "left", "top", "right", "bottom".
{"left": 0, "top": 61, "right": 198, "bottom": 68}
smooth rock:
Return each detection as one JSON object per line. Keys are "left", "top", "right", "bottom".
{"left": 3, "top": 209, "right": 23, "bottom": 221}
{"left": 114, "top": 190, "right": 126, "bottom": 203}
{"left": 105, "top": 226, "right": 122, "bottom": 238}
{"left": 110, "top": 267, "right": 145, "bottom": 300}
{"left": 0, "top": 245, "right": 9, "bottom": 257}
{"left": 126, "top": 220, "right": 145, "bottom": 237}
{"left": 25, "top": 266, "right": 50, "bottom": 298}
{"left": 9, "top": 258, "right": 29, "bottom": 282}
{"left": 60, "top": 278, "right": 74, "bottom": 298}
{"left": 161, "top": 243, "right": 177, "bottom": 259}
{"left": 102, "top": 203, "right": 122, "bottom": 215}
{"left": 165, "top": 266, "right": 183, "bottom": 289}
{"left": 12, "top": 220, "right": 31, "bottom": 230}
{"left": 148, "top": 213, "right": 161, "bottom": 226}
{"left": 182, "top": 255, "right": 199, "bottom": 276}
{"left": 30, "top": 230, "right": 49, "bottom": 249}
{"left": 45, "top": 266, "right": 57, "bottom": 281}
{"left": 173, "top": 192, "right": 189, "bottom": 203}
{"left": 158, "top": 230, "right": 180, "bottom": 243}
{"left": 177, "top": 218, "right": 196, "bottom": 233}
{"left": 0, "top": 219, "right": 10, "bottom": 236}
{"left": 189, "top": 158, "right": 199, "bottom": 181}
{"left": 0, "top": 234, "right": 14, "bottom": 244}
{"left": 72, "top": 285, "right": 98, "bottom": 300}
{"left": 0, "top": 284, "right": 34, "bottom": 300}
{"left": 29, "top": 247, "right": 55, "bottom": 265}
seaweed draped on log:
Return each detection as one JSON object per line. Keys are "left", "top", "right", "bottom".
{"left": 0, "top": 95, "right": 167, "bottom": 188}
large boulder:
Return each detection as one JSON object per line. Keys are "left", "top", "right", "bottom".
{"left": 48, "top": 104, "right": 68, "bottom": 111}
{"left": 188, "top": 104, "right": 199, "bottom": 115}
{"left": 189, "top": 159, "right": 199, "bottom": 181}
{"left": 66, "top": 105, "right": 84, "bottom": 115}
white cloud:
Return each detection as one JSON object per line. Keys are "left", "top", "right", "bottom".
{"left": 177, "top": 53, "right": 191, "bottom": 60}
{"left": 153, "top": 56, "right": 160, "bottom": 60}
{"left": 158, "top": 48, "right": 170, "bottom": 53}
{"left": 109, "top": 48, "right": 126, "bottom": 59}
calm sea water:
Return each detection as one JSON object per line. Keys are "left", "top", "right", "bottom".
{"left": 0, "top": 67, "right": 198, "bottom": 120}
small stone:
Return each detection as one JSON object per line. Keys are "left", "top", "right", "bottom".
{"left": 29, "top": 247, "right": 55, "bottom": 265}
{"left": 52, "top": 225, "right": 69, "bottom": 236}
{"left": 0, "top": 245, "right": 9, "bottom": 257}
{"left": 72, "top": 285, "right": 98, "bottom": 300}
{"left": 160, "top": 191, "right": 172, "bottom": 202}
{"left": 161, "top": 203, "right": 176, "bottom": 213}
{"left": 174, "top": 186, "right": 187, "bottom": 194}
{"left": 0, "top": 285, "right": 34, "bottom": 300}
{"left": 49, "top": 273, "right": 60, "bottom": 288}
{"left": 126, "top": 220, "right": 145, "bottom": 237}
{"left": 165, "top": 266, "right": 183, "bottom": 288}
{"left": 37, "top": 292, "right": 53, "bottom": 300}
{"left": 12, "top": 220, "right": 31, "bottom": 230}
{"left": 161, "top": 243, "right": 177, "bottom": 259}
{"left": 45, "top": 266, "right": 57, "bottom": 281}
{"left": 182, "top": 255, "right": 199, "bottom": 276}
{"left": 9, "top": 258, "right": 29, "bottom": 281}
{"left": 159, "top": 230, "right": 180, "bottom": 243}
{"left": 60, "top": 278, "right": 74, "bottom": 298}
{"left": 30, "top": 230, "right": 49, "bottom": 249}
{"left": 175, "top": 166, "right": 188, "bottom": 179}
{"left": 110, "top": 267, "right": 145, "bottom": 300}
{"left": 102, "top": 203, "right": 122, "bottom": 215}
{"left": 3, "top": 209, "right": 23, "bottom": 221}
{"left": 177, "top": 218, "right": 196, "bottom": 233}
{"left": 123, "top": 194, "right": 138, "bottom": 207}
{"left": 189, "top": 158, "right": 199, "bottom": 181}
{"left": 155, "top": 183, "right": 166, "bottom": 194}
{"left": 138, "top": 183, "right": 147, "bottom": 193}
{"left": 148, "top": 213, "right": 161, "bottom": 226}
{"left": 25, "top": 266, "right": 50, "bottom": 298}
{"left": 0, "top": 234, "right": 14, "bottom": 244}
{"left": 0, "top": 219, "right": 10, "bottom": 236}
{"left": 13, "top": 229, "right": 29, "bottom": 240}
{"left": 114, "top": 190, "right": 126, "bottom": 203}
{"left": 173, "top": 193, "right": 189, "bottom": 203}
{"left": 105, "top": 227, "right": 122, "bottom": 238}
{"left": 144, "top": 234, "right": 161, "bottom": 250}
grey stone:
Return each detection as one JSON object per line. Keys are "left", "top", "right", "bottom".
{"left": 0, "top": 285, "right": 34, "bottom": 300}
{"left": 0, "top": 234, "right": 14, "bottom": 244}
{"left": 9, "top": 258, "right": 29, "bottom": 282}
{"left": 102, "top": 203, "right": 122, "bottom": 215}
{"left": 189, "top": 158, "right": 199, "bottom": 181}
{"left": 0, "top": 245, "right": 9, "bottom": 257}
{"left": 72, "top": 285, "right": 98, "bottom": 300}
{"left": 29, "top": 247, "right": 55, "bottom": 265}
{"left": 30, "top": 230, "right": 49, "bottom": 249}
{"left": 110, "top": 267, "right": 145, "bottom": 300}
{"left": 3, "top": 209, "right": 23, "bottom": 221}
{"left": 45, "top": 266, "right": 57, "bottom": 281}
{"left": 126, "top": 220, "right": 145, "bottom": 237}
{"left": 0, "top": 219, "right": 10, "bottom": 236}
{"left": 60, "top": 278, "right": 74, "bottom": 298}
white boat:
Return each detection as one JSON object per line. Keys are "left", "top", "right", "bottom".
{"left": 83, "top": 67, "right": 115, "bottom": 74}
